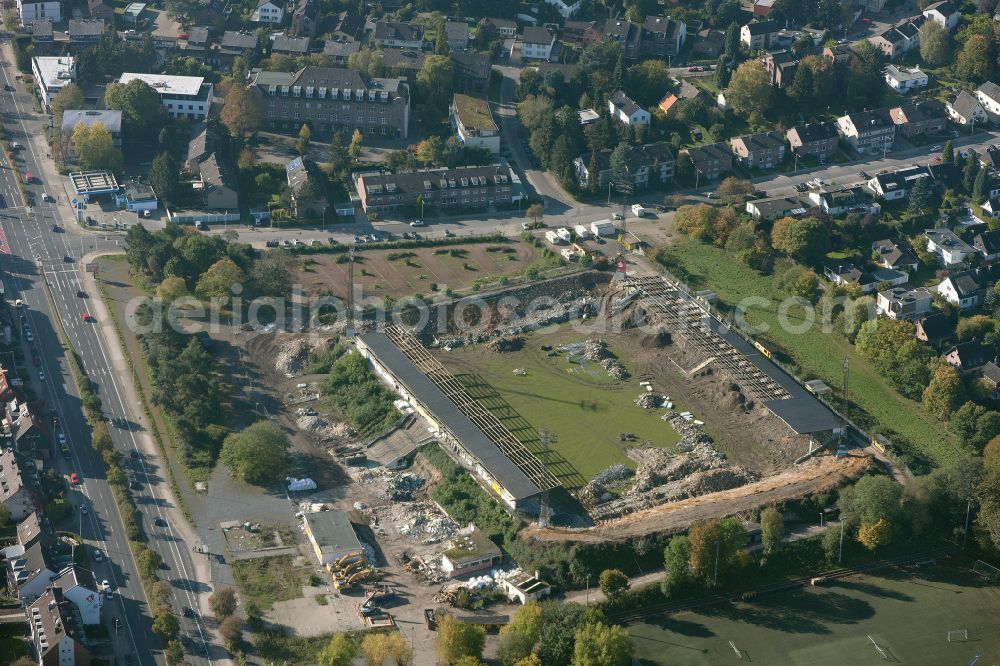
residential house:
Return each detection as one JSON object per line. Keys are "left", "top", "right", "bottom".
{"left": 947, "top": 90, "right": 987, "bottom": 126}
{"left": 332, "top": 11, "right": 363, "bottom": 42}
{"left": 692, "top": 28, "right": 725, "bottom": 57}
{"left": 872, "top": 238, "right": 918, "bottom": 272}
{"left": 867, "top": 166, "right": 930, "bottom": 200}
{"left": 884, "top": 65, "right": 927, "bottom": 94}
{"left": 976, "top": 81, "right": 1000, "bottom": 122}
{"left": 740, "top": 20, "right": 778, "bottom": 51}
{"left": 981, "top": 361, "right": 1000, "bottom": 399}
{"left": 17, "top": 512, "right": 57, "bottom": 553}
{"left": 983, "top": 197, "right": 1000, "bottom": 218}
{"left": 521, "top": 26, "right": 555, "bottom": 60}
{"left": 26, "top": 587, "right": 91, "bottom": 666}
{"left": 441, "top": 525, "right": 502, "bottom": 578}
{"left": 608, "top": 90, "right": 649, "bottom": 125}
{"left": 889, "top": 100, "right": 947, "bottom": 137}
{"left": 871, "top": 17, "right": 923, "bottom": 59}
{"left": 876, "top": 286, "right": 933, "bottom": 320}
{"left": 572, "top": 143, "right": 675, "bottom": 191}
{"left": 478, "top": 17, "right": 517, "bottom": 39}
{"left": 32, "top": 57, "right": 75, "bottom": 112}
{"left": 451, "top": 94, "right": 500, "bottom": 154}
{"left": 925, "top": 228, "right": 975, "bottom": 266}
{"left": 251, "top": 0, "right": 283, "bottom": 24}
{"left": 0, "top": 450, "right": 38, "bottom": 522}
{"left": 937, "top": 269, "right": 985, "bottom": 309}
{"left": 6, "top": 402, "right": 44, "bottom": 456}
{"left": 353, "top": 164, "right": 520, "bottom": 214}
{"left": 289, "top": 0, "right": 317, "bottom": 39}
{"left": 808, "top": 186, "right": 878, "bottom": 216}
{"left": 600, "top": 16, "right": 685, "bottom": 63}
{"left": 683, "top": 143, "right": 734, "bottom": 181}
{"left": 16, "top": 0, "right": 60, "bottom": 25}
{"left": 322, "top": 39, "right": 359, "bottom": 65}
{"left": 188, "top": 0, "right": 233, "bottom": 27}
{"left": 286, "top": 156, "right": 324, "bottom": 217}
{"left": 730, "top": 131, "right": 786, "bottom": 170}
{"left": 219, "top": 30, "right": 258, "bottom": 67}
{"left": 373, "top": 21, "right": 424, "bottom": 50}
{"left": 51, "top": 566, "right": 101, "bottom": 625}
{"left": 31, "top": 19, "right": 53, "bottom": 52}
{"left": 861, "top": 0, "right": 892, "bottom": 15}
{"left": 974, "top": 229, "right": 1000, "bottom": 262}
{"left": 185, "top": 123, "right": 213, "bottom": 175}
{"left": 196, "top": 154, "right": 239, "bottom": 210}
{"left": 271, "top": 34, "right": 310, "bottom": 56}
{"left": 981, "top": 144, "right": 1000, "bottom": 170}
{"left": 87, "top": 0, "right": 113, "bottom": 21}
{"left": 945, "top": 340, "right": 992, "bottom": 376}
{"left": 763, "top": 50, "right": 798, "bottom": 88}
{"left": 380, "top": 48, "right": 426, "bottom": 82}
{"left": 500, "top": 571, "right": 551, "bottom": 605}
{"left": 182, "top": 27, "right": 210, "bottom": 58}
{"left": 915, "top": 313, "right": 953, "bottom": 347}
{"left": 445, "top": 21, "right": 469, "bottom": 51}
{"left": 823, "top": 43, "right": 857, "bottom": 65}
{"left": 562, "top": 20, "right": 602, "bottom": 46}
{"left": 62, "top": 110, "right": 123, "bottom": 161}
{"left": 837, "top": 109, "right": 894, "bottom": 154}
{"left": 786, "top": 122, "right": 838, "bottom": 161}
{"left": 753, "top": 0, "right": 775, "bottom": 17}
{"left": 248, "top": 66, "right": 410, "bottom": 137}
{"left": 544, "top": 0, "right": 581, "bottom": 18}
{"left": 823, "top": 264, "right": 883, "bottom": 293}
{"left": 745, "top": 196, "right": 806, "bottom": 220}
{"left": 923, "top": 1, "right": 960, "bottom": 31}
{"left": 450, "top": 51, "right": 490, "bottom": 95}
{"left": 6, "top": 542, "right": 58, "bottom": 602}
{"left": 118, "top": 73, "right": 212, "bottom": 120}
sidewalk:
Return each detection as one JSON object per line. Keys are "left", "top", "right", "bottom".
{"left": 81, "top": 250, "right": 229, "bottom": 665}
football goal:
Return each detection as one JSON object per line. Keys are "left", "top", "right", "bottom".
{"left": 868, "top": 635, "right": 889, "bottom": 660}
{"left": 948, "top": 629, "right": 969, "bottom": 643}
{"left": 973, "top": 560, "right": 1000, "bottom": 583}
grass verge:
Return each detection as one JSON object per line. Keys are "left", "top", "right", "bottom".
{"left": 231, "top": 556, "right": 309, "bottom": 611}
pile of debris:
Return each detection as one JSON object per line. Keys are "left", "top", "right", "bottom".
{"left": 582, "top": 339, "right": 611, "bottom": 361}
{"left": 602, "top": 358, "right": 629, "bottom": 380}
{"left": 594, "top": 464, "right": 632, "bottom": 486}
{"left": 634, "top": 393, "right": 667, "bottom": 409}
{"left": 275, "top": 337, "right": 318, "bottom": 377}
{"left": 297, "top": 415, "right": 354, "bottom": 442}
{"left": 402, "top": 552, "right": 448, "bottom": 585}
{"left": 368, "top": 500, "right": 458, "bottom": 545}
{"left": 381, "top": 473, "right": 426, "bottom": 501}
{"left": 487, "top": 336, "right": 525, "bottom": 353}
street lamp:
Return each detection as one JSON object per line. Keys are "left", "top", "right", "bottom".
{"left": 963, "top": 497, "right": 973, "bottom": 547}
{"left": 712, "top": 540, "right": 720, "bottom": 588}
{"left": 585, "top": 573, "right": 591, "bottom": 605}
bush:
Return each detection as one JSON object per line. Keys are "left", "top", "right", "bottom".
{"left": 210, "top": 587, "right": 238, "bottom": 619}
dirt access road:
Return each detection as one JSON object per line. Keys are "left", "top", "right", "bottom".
{"left": 523, "top": 452, "right": 869, "bottom": 543}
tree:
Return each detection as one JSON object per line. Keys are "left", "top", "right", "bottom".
{"left": 759, "top": 506, "right": 784, "bottom": 555}
{"left": 151, "top": 152, "right": 179, "bottom": 207}
{"left": 220, "top": 421, "right": 290, "bottom": 485}
{"left": 72, "top": 122, "right": 123, "bottom": 172}
{"left": 572, "top": 622, "right": 632, "bottom": 666}
{"left": 715, "top": 55, "right": 730, "bottom": 87}
{"left": 416, "top": 135, "right": 444, "bottom": 166}
{"left": 250, "top": 250, "right": 295, "bottom": 297}
{"left": 598, "top": 569, "right": 629, "bottom": 601}
{"left": 318, "top": 633, "right": 355, "bottom": 666}
{"left": 152, "top": 611, "right": 180, "bottom": 641}
{"left": 209, "top": 588, "right": 237, "bottom": 619}
{"left": 839, "top": 475, "right": 903, "bottom": 529}
{"left": 50, "top": 83, "right": 84, "bottom": 125}
{"left": 974, "top": 168, "right": 988, "bottom": 203}
{"left": 923, "top": 364, "right": 967, "bottom": 420}
{"left": 920, "top": 20, "right": 951, "bottom": 66}
{"left": 296, "top": 123, "right": 311, "bottom": 156}
{"left": 661, "top": 535, "right": 692, "bottom": 594}
{"left": 726, "top": 60, "right": 772, "bottom": 117}
{"left": 219, "top": 615, "right": 243, "bottom": 650}
{"left": 0, "top": 503, "right": 10, "bottom": 530}
{"left": 626, "top": 60, "right": 673, "bottom": 107}
{"left": 957, "top": 34, "right": 995, "bottom": 83}
{"left": 104, "top": 79, "right": 162, "bottom": 137}
{"left": 723, "top": 21, "right": 740, "bottom": 61}
{"left": 855, "top": 319, "right": 934, "bottom": 399}
{"left": 858, "top": 517, "right": 893, "bottom": 550}
{"left": 195, "top": 258, "right": 245, "bottom": 301}
{"left": 416, "top": 54, "right": 455, "bottom": 120}
{"left": 687, "top": 518, "right": 747, "bottom": 584}
{"left": 164, "top": 640, "right": 184, "bottom": 665}
{"left": 964, "top": 150, "right": 981, "bottom": 193}
{"left": 527, "top": 202, "right": 544, "bottom": 226}
{"left": 907, "top": 177, "right": 934, "bottom": 218}
{"left": 498, "top": 602, "right": 542, "bottom": 665}
{"left": 137, "top": 547, "right": 162, "bottom": 580}
{"left": 220, "top": 85, "right": 263, "bottom": 139}
{"left": 715, "top": 177, "right": 754, "bottom": 202}
{"left": 361, "top": 632, "right": 412, "bottom": 666}
{"left": 348, "top": 129, "right": 363, "bottom": 159}
{"left": 609, "top": 142, "right": 631, "bottom": 192}
{"left": 453, "top": 659, "right": 486, "bottom": 666}
{"left": 770, "top": 216, "right": 829, "bottom": 265}
{"left": 951, "top": 401, "right": 1000, "bottom": 451}
{"left": 515, "top": 656, "right": 543, "bottom": 666}
{"left": 942, "top": 140, "right": 954, "bottom": 164}
{"left": 437, "top": 613, "right": 485, "bottom": 663}
{"left": 156, "top": 276, "right": 188, "bottom": 303}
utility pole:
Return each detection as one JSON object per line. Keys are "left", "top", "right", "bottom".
{"left": 964, "top": 498, "right": 973, "bottom": 547}
{"left": 713, "top": 540, "right": 720, "bottom": 588}
{"left": 842, "top": 356, "right": 850, "bottom": 421}
{"left": 838, "top": 520, "right": 844, "bottom": 564}
{"left": 585, "top": 573, "right": 591, "bottom": 605}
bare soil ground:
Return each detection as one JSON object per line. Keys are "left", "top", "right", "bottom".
{"left": 296, "top": 242, "right": 539, "bottom": 300}
{"left": 523, "top": 452, "right": 870, "bottom": 543}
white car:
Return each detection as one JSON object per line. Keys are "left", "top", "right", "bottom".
{"left": 38, "top": 371, "right": 45, "bottom": 381}
{"left": 931, "top": 144, "right": 943, "bottom": 152}
{"left": 93, "top": 549, "right": 102, "bottom": 562}
{"left": 57, "top": 433, "right": 66, "bottom": 444}
{"left": 410, "top": 220, "right": 425, "bottom": 227}
{"left": 80, "top": 505, "right": 88, "bottom": 515}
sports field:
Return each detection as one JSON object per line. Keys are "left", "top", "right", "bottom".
{"left": 631, "top": 562, "right": 1000, "bottom": 665}
{"left": 439, "top": 326, "right": 682, "bottom": 487}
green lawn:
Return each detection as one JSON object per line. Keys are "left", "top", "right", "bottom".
{"left": 657, "top": 239, "right": 958, "bottom": 468}
{"left": 441, "top": 327, "right": 681, "bottom": 486}
{"left": 0, "top": 623, "right": 27, "bottom": 664}
{"left": 631, "top": 562, "right": 1000, "bottom": 665}
{"left": 231, "top": 556, "right": 309, "bottom": 611}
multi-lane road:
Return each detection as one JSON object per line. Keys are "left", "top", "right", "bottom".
{"left": 0, "top": 44, "right": 216, "bottom": 664}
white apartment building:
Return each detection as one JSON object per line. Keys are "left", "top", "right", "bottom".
{"left": 118, "top": 73, "right": 213, "bottom": 119}
{"left": 32, "top": 56, "right": 74, "bottom": 111}
{"left": 16, "top": 0, "right": 59, "bottom": 25}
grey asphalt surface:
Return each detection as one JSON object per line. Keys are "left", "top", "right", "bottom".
{"left": 0, "top": 44, "right": 217, "bottom": 665}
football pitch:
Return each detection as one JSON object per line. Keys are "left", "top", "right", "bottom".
{"left": 631, "top": 561, "right": 1000, "bottom": 665}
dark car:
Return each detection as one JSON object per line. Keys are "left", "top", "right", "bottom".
{"left": 130, "top": 480, "right": 142, "bottom": 490}
{"left": 63, "top": 254, "right": 73, "bottom": 263}
{"left": 51, "top": 224, "right": 61, "bottom": 232}
{"left": 183, "top": 606, "right": 196, "bottom": 618}
{"left": 130, "top": 449, "right": 141, "bottom": 459}
{"left": 154, "top": 517, "right": 167, "bottom": 527}
{"left": 3, "top": 85, "right": 12, "bottom": 91}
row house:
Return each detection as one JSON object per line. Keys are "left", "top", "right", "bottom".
{"left": 730, "top": 131, "right": 785, "bottom": 170}
{"left": 520, "top": 26, "right": 555, "bottom": 61}
{"left": 572, "top": 143, "right": 675, "bottom": 191}
{"left": 562, "top": 20, "right": 602, "bottom": 45}
{"left": 870, "top": 17, "right": 924, "bottom": 60}
{"left": 786, "top": 122, "right": 838, "bottom": 161}
{"left": 948, "top": 90, "right": 988, "bottom": 126}
{"left": 872, "top": 238, "right": 918, "bottom": 272}
{"left": 763, "top": 50, "right": 798, "bottom": 88}
{"left": 478, "top": 17, "right": 517, "bottom": 39}
{"left": 27, "top": 587, "right": 91, "bottom": 666}
{"left": 889, "top": 100, "right": 947, "bottom": 138}
{"left": 353, "top": 164, "right": 520, "bottom": 213}
{"left": 837, "top": 109, "right": 894, "bottom": 155}
{"left": 601, "top": 15, "right": 685, "bottom": 63}
{"left": 373, "top": 21, "right": 424, "bottom": 49}
{"left": 944, "top": 340, "right": 993, "bottom": 376}
{"left": 976, "top": 81, "right": 1000, "bottom": 122}
{"left": 249, "top": 66, "right": 410, "bottom": 137}
{"left": 922, "top": 1, "right": 960, "bottom": 31}
{"left": 740, "top": 20, "right": 779, "bottom": 51}
{"left": 866, "top": 165, "right": 930, "bottom": 200}
{"left": 683, "top": 143, "right": 733, "bottom": 181}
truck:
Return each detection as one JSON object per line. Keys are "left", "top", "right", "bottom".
{"left": 631, "top": 204, "right": 647, "bottom": 217}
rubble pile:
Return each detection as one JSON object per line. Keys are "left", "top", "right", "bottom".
{"left": 368, "top": 500, "right": 458, "bottom": 544}
{"left": 381, "top": 473, "right": 426, "bottom": 501}
{"left": 296, "top": 415, "right": 354, "bottom": 442}
{"left": 602, "top": 358, "right": 630, "bottom": 380}
{"left": 275, "top": 337, "right": 316, "bottom": 377}
{"left": 582, "top": 339, "right": 611, "bottom": 361}
{"left": 634, "top": 393, "right": 667, "bottom": 409}
{"left": 430, "top": 294, "right": 599, "bottom": 348}
{"left": 487, "top": 336, "right": 525, "bottom": 353}
{"left": 594, "top": 464, "right": 633, "bottom": 486}
{"left": 578, "top": 480, "right": 610, "bottom": 507}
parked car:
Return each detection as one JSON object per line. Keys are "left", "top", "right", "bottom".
{"left": 410, "top": 220, "right": 425, "bottom": 227}
{"left": 93, "top": 549, "right": 103, "bottom": 562}
{"left": 931, "top": 144, "right": 943, "bottom": 152}
{"left": 70, "top": 473, "right": 80, "bottom": 485}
